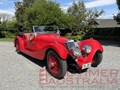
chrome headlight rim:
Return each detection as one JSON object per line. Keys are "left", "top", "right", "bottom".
{"left": 82, "top": 44, "right": 92, "bottom": 54}
{"left": 65, "top": 39, "right": 81, "bottom": 57}
{"left": 73, "top": 47, "right": 81, "bottom": 57}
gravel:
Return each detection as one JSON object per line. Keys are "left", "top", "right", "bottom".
{"left": 0, "top": 42, "right": 120, "bottom": 90}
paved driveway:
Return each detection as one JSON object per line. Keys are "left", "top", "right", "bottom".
{"left": 0, "top": 42, "right": 120, "bottom": 90}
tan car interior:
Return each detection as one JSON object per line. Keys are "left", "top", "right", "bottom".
{"left": 24, "top": 33, "right": 35, "bottom": 41}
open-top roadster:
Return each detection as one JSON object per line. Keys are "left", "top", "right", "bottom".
{"left": 14, "top": 26, "right": 103, "bottom": 79}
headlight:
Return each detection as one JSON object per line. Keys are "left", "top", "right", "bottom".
{"left": 73, "top": 47, "right": 81, "bottom": 57}
{"left": 65, "top": 40, "right": 81, "bottom": 57}
{"left": 82, "top": 45, "right": 92, "bottom": 53}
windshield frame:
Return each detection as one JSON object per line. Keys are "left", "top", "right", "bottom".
{"left": 33, "top": 26, "right": 59, "bottom": 34}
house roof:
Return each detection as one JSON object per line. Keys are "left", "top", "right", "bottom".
{"left": 92, "top": 19, "right": 120, "bottom": 28}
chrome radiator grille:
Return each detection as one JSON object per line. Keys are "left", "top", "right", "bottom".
{"left": 65, "top": 40, "right": 75, "bottom": 50}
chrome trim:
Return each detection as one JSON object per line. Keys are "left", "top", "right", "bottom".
{"left": 65, "top": 39, "right": 81, "bottom": 57}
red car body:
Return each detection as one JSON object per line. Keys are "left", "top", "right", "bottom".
{"left": 14, "top": 26, "right": 103, "bottom": 79}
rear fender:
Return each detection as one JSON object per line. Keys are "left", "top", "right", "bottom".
{"left": 46, "top": 43, "right": 69, "bottom": 60}
{"left": 15, "top": 36, "right": 25, "bottom": 51}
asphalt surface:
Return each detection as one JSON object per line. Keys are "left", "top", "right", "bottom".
{"left": 0, "top": 41, "right": 120, "bottom": 90}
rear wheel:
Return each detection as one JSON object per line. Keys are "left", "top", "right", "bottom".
{"left": 92, "top": 52, "right": 103, "bottom": 67}
{"left": 15, "top": 40, "right": 21, "bottom": 54}
{"left": 46, "top": 51, "right": 67, "bottom": 79}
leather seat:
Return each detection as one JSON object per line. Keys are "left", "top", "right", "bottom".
{"left": 24, "top": 33, "right": 30, "bottom": 41}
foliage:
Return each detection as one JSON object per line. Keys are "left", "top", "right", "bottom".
{"left": 6, "top": 20, "right": 18, "bottom": 32}
{"left": 67, "top": 1, "right": 86, "bottom": 35}
{"left": 0, "top": 20, "right": 17, "bottom": 38}
{"left": 117, "top": 0, "right": 120, "bottom": 10}
{"left": 114, "top": 0, "right": 120, "bottom": 23}
{"left": 0, "top": 38, "right": 14, "bottom": 42}
{"left": 66, "top": 33, "right": 82, "bottom": 41}
{"left": 14, "top": 0, "right": 103, "bottom": 38}
{"left": 67, "top": 1, "right": 104, "bottom": 36}
{"left": 0, "top": 22, "right": 7, "bottom": 37}
{"left": 15, "top": 0, "right": 37, "bottom": 31}
{"left": 15, "top": 0, "right": 69, "bottom": 32}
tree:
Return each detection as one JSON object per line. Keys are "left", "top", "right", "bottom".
{"left": 67, "top": 1, "right": 103, "bottom": 36}
{"left": 6, "top": 20, "right": 18, "bottom": 33}
{"left": 24, "top": 0, "right": 69, "bottom": 31}
{"left": 0, "top": 22, "right": 7, "bottom": 38}
{"left": 67, "top": 1, "right": 86, "bottom": 35}
{"left": 15, "top": 0, "right": 69, "bottom": 32}
{"left": 15, "top": 0, "right": 37, "bottom": 32}
{"left": 117, "top": 0, "right": 120, "bottom": 10}
{"left": 0, "top": 20, "right": 18, "bottom": 38}
{"left": 114, "top": 0, "right": 120, "bottom": 23}
{"left": 14, "top": 0, "right": 103, "bottom": 37}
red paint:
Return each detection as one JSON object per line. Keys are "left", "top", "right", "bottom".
{"left": 48, "top": 53, "right": 60, "bottom": 74}
{"left": 76, "top": 39, "right": 104, "bottom": 67}
{"left": 15, "top": 33, "right": 103, "bottom": 69}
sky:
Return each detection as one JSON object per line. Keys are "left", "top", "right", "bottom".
{"left": 0, "top": 0, "right": 119, "bottom": 19}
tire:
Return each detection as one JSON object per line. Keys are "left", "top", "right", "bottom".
{"left": 15, "top": 40, "right": 21, "bottom": 54}
{"left": 46, "top": 50, "right": 67, "bottom": 79}
{"left": 92, "top": 52, "right": 103, "bottom": 67}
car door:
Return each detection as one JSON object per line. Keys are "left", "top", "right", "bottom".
{"left": 27, "top": 33, "right": 37, "bottom": 51}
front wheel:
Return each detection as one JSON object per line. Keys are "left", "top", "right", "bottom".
{"left": 46, "top": 51, "right": 67, "bottom": 79}
{"left": 92, "top": 52, "right": 103, "bottom": 67}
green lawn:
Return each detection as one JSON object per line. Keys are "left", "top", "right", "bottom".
{"left": 0, "top": 38, "right": 14, "bottom": 42}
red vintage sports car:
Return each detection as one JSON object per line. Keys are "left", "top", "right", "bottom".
{"left": 14, "top": 26, "right": 103, "bottom": 79}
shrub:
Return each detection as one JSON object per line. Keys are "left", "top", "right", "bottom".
{"left": 66, "top": 34, "right": 83, "bottom": 41}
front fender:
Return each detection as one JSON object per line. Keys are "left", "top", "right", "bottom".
{"left": 45, "top": 43, "right": 69, "bottom": 60}
{"left": 80, "top": 39, "right": 104, "bottom": 60}
{"left": 15, "top": 36, "right": 25, "bottom": 51}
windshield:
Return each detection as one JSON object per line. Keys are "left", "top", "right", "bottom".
{"left": 33, "top": 26, "right": 58, "bottom": 34}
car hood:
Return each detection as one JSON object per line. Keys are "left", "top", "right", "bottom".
{"left": 36, "top": 34, "right": 68, "bottom": 45}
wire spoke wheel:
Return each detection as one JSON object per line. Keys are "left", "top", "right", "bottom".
{"left": 49, "top": 54, "right": 60, "bottom": 74}
{"left": 46, "top": 50, "right": 67, "bottom": 79}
